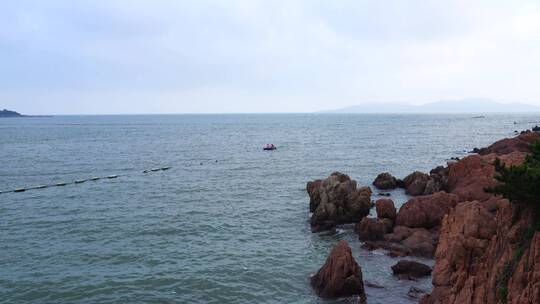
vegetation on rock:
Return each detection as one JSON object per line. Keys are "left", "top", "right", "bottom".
{"left": 486, "top": 140, "right": 540, "bottom": 208}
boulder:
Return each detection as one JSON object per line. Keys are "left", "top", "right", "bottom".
{"left": 408, "top": 287, "right": 428, "bottom": 299}
{"left": 423, "top": 178, "right": 443, "bottom": 195}
{"left": 375, "top": 199, "right": 396, "bottom": 221}
{"left": 402, "top": 171, "right": 431, "bottom": 196}
{"left": 357, "top": 217, "right": 393, "bottom": 241}
{"left": 311, "top": 240, "right": 366, "bottom": 301}
{"left": 396, "top": 192, "right": 459, "bottom": 229}
{"left": 392, "top": 260, "right": 432, "bottom": 279}
{"left": 383, "top": 225, "right": 414, "bottom": 242}
{"left": 307, "top": 172, "right": 372, "bottom": 232}
{"left": 361, "top": 225, "right": 438, "bottom": 258}
{"left": 429, "top": 166, "right": 448, "bottom": 179}
{"left": 401, "top": 228, "right": 438, "bottom": 258}
{"left": 373, "top": 172, "right": 398, "bottom": 190}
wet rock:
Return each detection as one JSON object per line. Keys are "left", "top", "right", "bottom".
{"left": 311, "top": 221, "right": 336, "bottom": 234}
{"left": 357, "top": 217, "right": 393, "bottom": 241}
{"left": 378, "top": 192, "right": 391, "bottom": 197}
{"left": 365, "top": 281, "right": 384, "bottom": 289}
{"left": 396, "top": 192, "right": 459, "bottom": 229}
{"left": 372, "top": 172, "right": 398, "bottom": 190}
{"left": 375, "top": 199, "right": 396, "bottom": 221}
{"left": 533, "top": 125, "right": 540, "bottom": 132}
{"left": 408, "top": 287, "right": 428, "bottom": 299}
{"left": 391, "top": 260, "right": 432, "bottom": 279}
{"left": 307, "top": 172, "right": 372, "bottom": 232}
{"left": 311, "top": 240, "right": 366, "bottom": 301}
{"left": 306, "top": 179, "right": 323, "bottom": 212}
{"left": 402, "top": 171, "right": 431, "bottom": 196}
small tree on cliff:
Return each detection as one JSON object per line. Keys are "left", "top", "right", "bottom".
{"left": 486, "top": 140, "right": 540, "bottom": 207}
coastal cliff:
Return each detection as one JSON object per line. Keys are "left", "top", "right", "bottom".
{"left": 422, "top": 131, "right": 540, "bottom": 303}
{"left": 309, "top": 130, "right": 540, "bottom": 303}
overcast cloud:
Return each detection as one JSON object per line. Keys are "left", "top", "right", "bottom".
{"left": 1, "top": 0, "right": 540, "bottom": 114}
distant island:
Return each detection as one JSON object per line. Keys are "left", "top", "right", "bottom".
{"left": 320, "top": 98, "right": 540, "bottom": 114}
{"left": 0, "top": 109, "right": 24, "bottom": 118}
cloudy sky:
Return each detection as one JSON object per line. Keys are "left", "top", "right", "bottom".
{"left": 1, "top": 0, "right": 540, "bottom": 114}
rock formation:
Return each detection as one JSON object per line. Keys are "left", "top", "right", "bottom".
{"left": 372, "top": 172, "right": 399, "bottom": 190}
{"left": 402, "top": 171, "right": 431, "bottom": 195}
{"left": 357, "top": 217, "right": 393, "bottom": 241}
{"left": 359, "top": 192, "right": 457, "bottom": 258}
{"left": 473, "top": 130, "right": 540, "bottom": 156}
{"left": 395, "top": 192, "right": 459, "bottom": 229}
{"left": 401, "top": 171, "right": 446, "bottom": 196}
{"left": 311, "top": 240, "right": 366, "bottom": 302}
{"left": 309, "top": 131, "right": 540, "bottom": 303}
{"left": 307, "top": 172, "right": 372, "bottom": 232}
{"left": 420, "top": 131, "right": 540, "bottom": 303}
{"left": 391, "top": 260, "right": 433, "bottom": 279}
{"left": 375, "top": 199, "right": 396, "bottom": 221}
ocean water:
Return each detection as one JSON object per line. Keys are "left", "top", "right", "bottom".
{"left": 1, "top": 113, "right": 538, "bottom": 304}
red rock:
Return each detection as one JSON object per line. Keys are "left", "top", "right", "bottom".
{"left": 414, "top": 133, "right": 540, "bottom": 303}
{"left": 307, "top": 172, "right": 372, "bottom": 232}
{"left": 373, "top": 172, "right": 398, "bottom": 189}
{"left": 396, "top": 192, "right": 459, "bottom": 229}
{"left": 391, "top": 260, "right": 432, "bottom": 278}
{"left": 476, "top": 131, "right": 540, "bottom": 156}
{"left": 357, "top": 217, "right": 393, "bottom": 241}
{"left": 424, "top": 200, "right": 530, "bottom": 304}
{"left": 403, "top": 171, "right": 431, "bottom": 196}
{"left": 375, "top": 199, "right": 396, "bottom": 221}
{"left": 311, "top": 240, "right": 366, "bottom": 301}
{"left": 402, "top": 228, "right": 438, "bottom": 258}
{"left": 447, "top": 152, "right": 527, "bottom": 202}
{"left": 383, "top": 225, "right": 414, "bottom": 242}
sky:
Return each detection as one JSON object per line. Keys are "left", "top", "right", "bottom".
{"left": 1, "top": 0, "right": 540, "bottom": 114}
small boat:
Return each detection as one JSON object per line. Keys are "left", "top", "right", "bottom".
{"left": 263, "top": 144, "right": 277, "bottom": 151}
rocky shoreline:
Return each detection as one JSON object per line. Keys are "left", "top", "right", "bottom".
{"left": 308, "top": 129, "right": 540, "bottom": 303}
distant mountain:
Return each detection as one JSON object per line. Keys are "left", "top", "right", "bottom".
{"left": 321, "top": 99, "right": 540, "bottom": 113}
{"left": 0, "top": 109, "right": 24, "bottom": 118}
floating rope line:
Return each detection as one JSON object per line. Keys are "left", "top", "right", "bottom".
{"left": 0, "top": 166, "right": 172, "bottom": 195}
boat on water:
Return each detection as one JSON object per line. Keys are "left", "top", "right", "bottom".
{"left": 263, "top": 144, "right": 277, "bottom": 151}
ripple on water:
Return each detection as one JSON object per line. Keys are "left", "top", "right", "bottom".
{"left": 0, "top": 114, "right": 532, "bottom": 303}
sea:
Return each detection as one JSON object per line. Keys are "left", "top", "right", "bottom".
{"left": 1, "top": 113, "right": 538, "bottom": 304}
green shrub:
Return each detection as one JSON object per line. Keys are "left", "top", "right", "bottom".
{"left": 486, "top": 140, "right": 540, "bottom": 207}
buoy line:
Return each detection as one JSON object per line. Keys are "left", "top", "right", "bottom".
{"left": 0, "top": 166, "right": 172, "bottom": 195}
